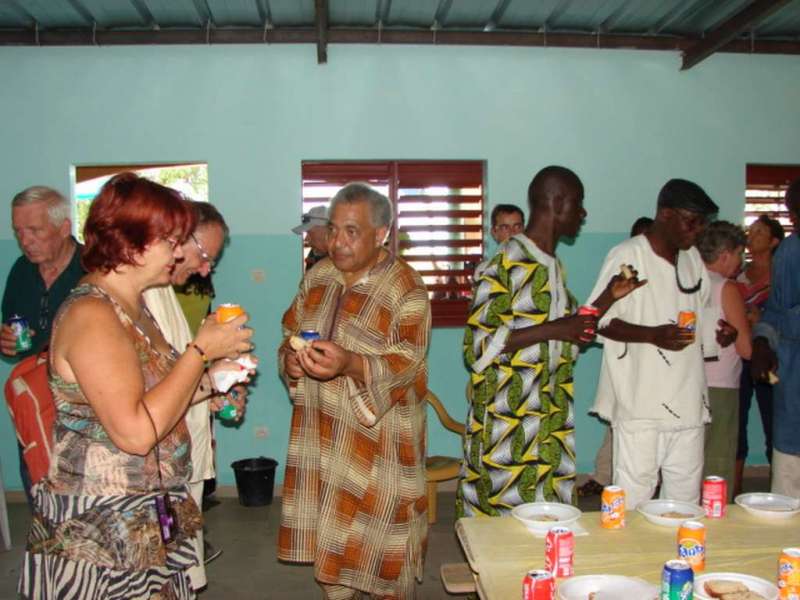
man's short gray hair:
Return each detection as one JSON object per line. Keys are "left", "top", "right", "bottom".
{"left": 330, "top": 182, "right": 393, "bottom": 229}
{"left": 12, "top": 186, "right": 70, "bottom": 226}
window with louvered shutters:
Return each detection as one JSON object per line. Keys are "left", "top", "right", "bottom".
{"left": 301, "top": 160, "right": 485, "bottom": 327}
{"left": 745, "top": 164, "right": 800, "bottom": 235}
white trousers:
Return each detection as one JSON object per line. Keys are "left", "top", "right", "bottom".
{"left": 772, "top": 448, "right": 800, "bottom": 499}
{"left": 187, "top": 478, "right": 206, "bottom": 591}
{"left": 613, "top": 422, "right": 704, "bottom": 510}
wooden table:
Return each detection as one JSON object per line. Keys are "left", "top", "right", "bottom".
{"left": 455, "top": 507, "right": 799, "bottom": 599}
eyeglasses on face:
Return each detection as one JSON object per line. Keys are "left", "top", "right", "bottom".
{"left": 191, "top": 233, "right": 216, "bottom": 268}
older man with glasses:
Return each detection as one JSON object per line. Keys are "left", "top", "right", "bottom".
{"left": 2, "top": 185, "right": 85, "bottom": 507}
{"left": 142, "top": 199, "right": 248, "bottom": 593}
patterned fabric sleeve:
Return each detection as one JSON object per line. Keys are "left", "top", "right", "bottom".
{"left": 348, "top": 285, "right": 431, "bottom": 427}
{"left": 463, "top": 250, "right": 513, "bottom": 374}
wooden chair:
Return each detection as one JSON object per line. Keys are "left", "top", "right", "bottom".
{"left": 425, "top": 390, "right": 465, "bottom": 524}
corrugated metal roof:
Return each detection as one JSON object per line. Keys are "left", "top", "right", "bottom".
{"left": 1, "top": 0, "right": 798, "bottom": 69}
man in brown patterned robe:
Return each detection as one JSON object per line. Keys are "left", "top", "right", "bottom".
{"left": 277, "top": 182, "right": 431, "bottom": 600}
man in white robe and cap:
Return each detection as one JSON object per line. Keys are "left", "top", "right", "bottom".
{"left": 588, "top": 179, "right": 719, "bottom": 509}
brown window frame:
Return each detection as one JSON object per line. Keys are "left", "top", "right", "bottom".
{"left": 745, "top": 164, "right": 800, "bottom": 235}
{"left": 301, "top": 160, "right": 485, "bottom": 327}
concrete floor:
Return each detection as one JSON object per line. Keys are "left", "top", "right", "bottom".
{"left": 0, "top": 470, "right": 771, "bottom": 599}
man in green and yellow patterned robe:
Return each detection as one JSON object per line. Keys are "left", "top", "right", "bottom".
{"left": 456, "top": 166, "right": 637, "bottom": 517}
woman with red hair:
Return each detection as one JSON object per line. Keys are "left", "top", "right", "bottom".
{"left": 19, "top": 172, "right": 253, "bottom": 599}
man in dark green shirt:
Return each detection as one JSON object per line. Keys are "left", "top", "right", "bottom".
{"left": 2, "top": 185, "right": 84, "bottom": 505}
{"left": 2, "top": 187, "right": 83, "bottom": 358}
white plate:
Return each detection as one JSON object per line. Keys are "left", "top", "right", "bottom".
{"left": 694, "top": 572, "right": 779, "bottom": 600}
{"left": 511, "top": 502, "right": 581, "bottom": 533}
{"left": 557, "top": 575, "right": 658, "bottom": 600}
{"left": 637, "top": 499, "right": 705, "bottom": 527}
{"left": 735, "top": 493, "right": 800, "bottom": 519}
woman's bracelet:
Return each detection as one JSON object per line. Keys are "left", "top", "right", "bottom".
{"left": 186, "top": 342, "right": 210, "bottom": 367}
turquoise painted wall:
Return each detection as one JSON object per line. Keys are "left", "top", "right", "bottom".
{"left": 1, "top": 44, "right": 796, "bottom": 490}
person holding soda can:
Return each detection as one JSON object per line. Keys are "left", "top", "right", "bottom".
{"left": 2, "top": 186, "right": 84, "bottom": 359}
{"left": 278, "top": 183, "right": 431, "bottom": 599}
{"left": 459, "top": 166, "right": 643, "bottom": 517}
{"left": 18, "top": 173, "right": 254, "bottom": 600}
{"left": 697, "top": 221, "right": 751, "bottom": 502}
{"left": 2, "top": 185, "right": 85, "bottom": 508}
{"left": 587, "top": 179, "right": 720, "bottom": 510}
{"left": 142, "top": 200, "right": 257, "bottom": 591}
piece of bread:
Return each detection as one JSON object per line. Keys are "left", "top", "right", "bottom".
{"left": 704, "top": 580, "right": 749, "bottom": 597}
{"left": 288, "top": 335, "right": 310, "bottom": 351}
{"left": 719, "top": 592, "right": 767, "bottom": 600}
{"left": 619, "top": 264, "right": 634, "bottom": 279}
{"left": 767, "top": 371, "right": 780, "bottom": 385}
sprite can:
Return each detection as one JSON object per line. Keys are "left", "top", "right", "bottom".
{"left": 218, "top": 388, "right": 239, "bottom": 421}
{"left": 8, "top": 315, "right": 32, "bottom": 353}
{"left": 661, "top": 559, "right": 694, "bottom": 600}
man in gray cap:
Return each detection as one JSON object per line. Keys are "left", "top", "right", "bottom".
{"left": 292, "top": 205, "right": 329, "bottom": 270}
{"left": 587, "top": 179, "right": 719, "bottom": 509}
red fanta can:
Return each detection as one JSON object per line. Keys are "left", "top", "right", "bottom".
{"left": 522, "top": 569, "right": 556, "bottom": 600}
{"left": 702, "top": 476, "right": 727, "bottom": 518}
{"left": 545, "top": 526, "right": 575, "bottom": 578}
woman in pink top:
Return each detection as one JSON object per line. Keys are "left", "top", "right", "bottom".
{"left": 698, "top": 221, "right": 749, "bottom": 501}
{"left": 735, "top": 215, "right": 784, "bottom": 494}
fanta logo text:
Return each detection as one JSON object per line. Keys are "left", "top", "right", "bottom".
{"left": 678, "top": 541, "right": 705, "bottom": 558}
{"left": 601, "top": 498, "right": 624, "bottom": 512}
{"left": 780, "top": 563, "right": 796, "bottom": 574}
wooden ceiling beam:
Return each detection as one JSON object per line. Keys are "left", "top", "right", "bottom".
{"left": 314, "top": 0, "right": 328, "bottom": 63}
{"left": 1, "top": 25, "right": 800, "bottom": 58}
{"left": 681, "top": 0, "right": 795, "bottom": 70}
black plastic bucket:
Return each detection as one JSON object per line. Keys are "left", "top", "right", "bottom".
{"left": 231, "top": 457, "right": 278, "bottom": 507}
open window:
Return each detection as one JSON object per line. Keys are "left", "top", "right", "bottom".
{"left": 301, "top": 160, "right": 485, "bottom": 327}
{"left": 72, "top": 162, "right": 208, "bottom": 241}
{"left": 745, "top": 164, "right": 799, "bottom": 234}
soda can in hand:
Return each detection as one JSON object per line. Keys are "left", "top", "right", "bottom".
{"left": 8, "top": 315, "right": 32, "bottom": 353}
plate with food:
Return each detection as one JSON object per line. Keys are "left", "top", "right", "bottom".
{"left": 511, "top": 502, "right": 582, "bottom": 533}
{"left": 557, "top": 575, "right": 658, "bottom": 600}
{"left": 735, "top": 493, "right": 800, "bottom": 520}
{"left": 637, "top": 499, "right": 705, "bottom": 527}
{"left": 694, "top": 572, "right": 778, "bottom": 600}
